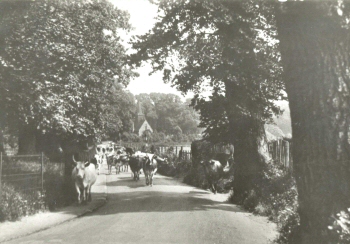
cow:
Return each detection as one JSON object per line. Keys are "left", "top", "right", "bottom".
{"left": 106, "top": 146, "right": 117, "bottom": 174}
{"left": 125, "top": 147, "right": 134, "bottom": 156}
{"left": 142, "top": 155, "right": 167, "bottom": 186}
{"left": 119, "top": 154, "right": 130, "bottom": 172}
{"left": 128, "top": 156, "right": 146, "bottom": 181}
{"left": 200, "top": 159, "right": 231, "bottom": 194}
{"left": 71, "top": 155, "right": 97, "bottom": 204}
{"left": 91, "top": 154, "right": 102, "bottom": 175}
{"left": 114, "top": 148, "right": 129, "bottom": 172}
{"left": 96, "top": 144, "right": 108, "bottom": 164}
{"left": 107, "top": 155, "right": 119, "bottom": 174}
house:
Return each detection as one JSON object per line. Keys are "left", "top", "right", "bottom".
{"left": 133, "top": 101, "right": 153, "bottom": 137}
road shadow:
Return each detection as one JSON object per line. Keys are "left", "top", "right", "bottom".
{"left": 106, "top": 178, "right": 146, "bottom": 188}
{"left": 85, "top": 189, "right": 244, "bottom": 217}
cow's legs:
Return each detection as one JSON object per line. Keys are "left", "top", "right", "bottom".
{"left": 75, "top": 184, "right": 82, "bottom": 204}
{"left": 87, "top": 185, "right": 92, "bottom": 202}
{"left": 145, "top": 173, "right": 149, "bottom": 185}
{"left": 207, "top": 179, "right": 216, "bottom": 194}
{"left": 150, "top": 172, "right": 154, "bottom": 186}
{"left": 209, "top": 179, "right": 217, "bottom": 194}
{"left": 212, "top": 183, "right": 217, "bottom": 194}
{"left": 82, "top": 188, "right": 87, "bottom": 203}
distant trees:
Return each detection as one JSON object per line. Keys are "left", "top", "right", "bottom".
{"left": 0, "top": 0, "right": 136, "bottom": 155}
{"left": 135, "top": 93, "right": 200, "bottom": 137}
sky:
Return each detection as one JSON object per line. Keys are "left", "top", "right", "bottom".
{"left": 109, "top": 0, "right": 193, "bottom": 100}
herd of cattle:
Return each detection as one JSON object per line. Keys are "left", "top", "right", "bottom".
{"left": 71, "top": 141, "right": 234, "bottom": 204}
{"left": 71, "top": 143, "right": 168, "bottom": 204}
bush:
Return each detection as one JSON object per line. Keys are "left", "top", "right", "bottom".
{"left": 44, "top": 173, "right": 73, "bottom": 211}
{"left": 256, "top": 164, "right": 300, "bottom": 244}
{"left": 0, "top": 183, "right": 45, "bottom": 222}
{"left": 157, "top": 152, "right": 193, "bottom": 177}
{"left": 227, "top": 162, "right": 300, "bottom": 244}
{"left": 0, "top": 160, "right": 74, "bottom": 222}
{"left": 183, "top": 166, "right": 207, "bottom": 189}
{"left": 327, "top": 208, "right": 350, "bottom": 244}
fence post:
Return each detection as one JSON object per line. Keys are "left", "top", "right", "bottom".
{"left": 0, "top": 152, "right": 2, "bottom": 203}
{"left": 41, "top": 152, "right": 44, "bottom": 196}
{"left": 285, "top": 141, "right": 290, "bottom": 170}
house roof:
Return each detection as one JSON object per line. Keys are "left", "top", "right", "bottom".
{"left": 134, "top": 119, "right": 152, "bottom": 133}
{"left": 265, "top": 124, "right": 285, "bottom": 142}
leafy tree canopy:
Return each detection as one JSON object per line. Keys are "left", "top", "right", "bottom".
{"left": 0, "top": 0, "right": 136, "bottom": 142}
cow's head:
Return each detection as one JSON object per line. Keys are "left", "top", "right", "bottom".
{"left": 143, "top": 156, "right": 151, "bottom": 166}
{"left": 72, "top": 155, "right": 90, "bottom": 179}
{"left": 200, "top": 160, "right": 217, "bottom": 173}
{"left": 107, "top": 147, "right": 114, "bottom": 155}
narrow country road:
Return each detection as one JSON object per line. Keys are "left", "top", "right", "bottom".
{"left": 5, "top": 165, "right": 277, "bottom": 244}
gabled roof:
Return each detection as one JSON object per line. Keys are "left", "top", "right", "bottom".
{"left": 134, "top": 119, "right": 152, "bottom": 133}
{"left": 134, "top": 119, "right": 145, "bottom": 132}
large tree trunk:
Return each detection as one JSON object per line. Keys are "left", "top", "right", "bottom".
{"left": 224, "top": 78, "right": 270, "bottom": 205}
{"left": 275, "top": 3, "right": 350, "bottom": 243}
{"left": 18, "top": 124, "right": 37, "bottom": 155}
{"left": 231, "top": 114, "right": 270, "bottom": 205}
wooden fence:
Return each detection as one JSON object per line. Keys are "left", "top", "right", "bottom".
{"left": 268, "top": 139, "right": 293, "bottom": 171}
{"left": 121, "top": 140, "right": 293, "bottom": 169}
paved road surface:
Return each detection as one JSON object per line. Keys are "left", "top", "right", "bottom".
{"left": 5, "top": 165, "right": 277, "bottom": 244}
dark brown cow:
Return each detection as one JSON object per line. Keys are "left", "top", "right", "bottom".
{"left": 71, "top": 156, "right": 97, "bottom": 204}
{"left": 128, "top": 156, "right": 146, "bottom": 181}
{"left": 200, "top": 159, "right": 231, "bottom": 194}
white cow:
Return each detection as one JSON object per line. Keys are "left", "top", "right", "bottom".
{"left": 71, "top": 156, "right": 97, "bottom": 204}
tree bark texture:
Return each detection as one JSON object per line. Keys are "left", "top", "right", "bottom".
{"left": 275, "top": 3, "right": 350, "bottom": 243}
